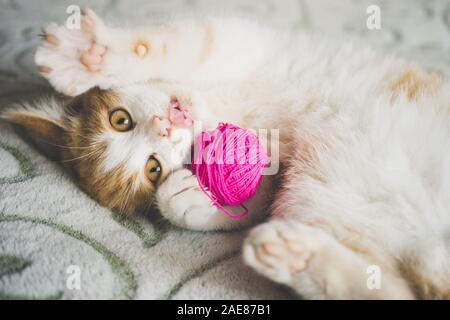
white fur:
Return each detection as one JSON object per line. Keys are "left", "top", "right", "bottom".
{"left": 33, "top": 11, "right": 450, "bottom": 299}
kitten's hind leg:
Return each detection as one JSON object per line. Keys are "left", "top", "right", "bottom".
{"left": 243, "top": 219, "right": 414, "bottom": 299}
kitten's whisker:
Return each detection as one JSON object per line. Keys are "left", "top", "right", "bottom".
{"left": 124, "top": 179, "right": 142, "bottom": 213}
{"left": 35, "top": 138, "right": 100, "bottom": 150}
{"left": 64, "top": 128, "right": 105, "bottom": 142}
{"left": 58, "top": 148, "right": 102, "bottom": 163}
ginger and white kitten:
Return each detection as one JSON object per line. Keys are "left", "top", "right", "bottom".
{"left": 3, "top": 9, "right": 450, "bottom": 299}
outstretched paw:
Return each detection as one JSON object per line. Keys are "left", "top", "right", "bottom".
{"left": 35, "top": 8, "right": 109, "bottom": 96}
{"left": 243, "top": 220, "right": 320, "bottom": 284}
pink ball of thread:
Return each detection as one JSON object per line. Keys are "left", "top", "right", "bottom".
{"left": 192, "top": 123, "right": 268, "bottom": 218}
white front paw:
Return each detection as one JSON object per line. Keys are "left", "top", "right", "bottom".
{"left": 156, "top": 169, "right": 219, "bottom": 230}
{"left": 35, "top": 9, "right": 110, "bottom": 96}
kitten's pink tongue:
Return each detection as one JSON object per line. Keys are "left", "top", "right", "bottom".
{"left": 168, "top": 100, "right": 193, "bottom": 127}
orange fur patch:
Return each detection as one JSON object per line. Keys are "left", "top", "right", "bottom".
{"left": 134, "top": 40, "right": 150, "bottom": 58}
{"left": 389, "top": 67, "right": 442, "bottom": 102}
{"left": 162, "top": 43, "right": 168, "bottom": 57}
{"left": 198, "top": 21, "right": 214, "bottom": 63}
{"left": 62, "top": 89, "right": 155, "bottom": 214}
{"left": 400, "top": 256, "right": 450, "bottom": 299}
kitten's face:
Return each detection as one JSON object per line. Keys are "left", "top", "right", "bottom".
{"left": 61, "top": 83, "right": 196, "bottom": 213}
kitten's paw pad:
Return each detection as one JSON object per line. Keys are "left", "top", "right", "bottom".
{"left": 35, "top": 8, "right": 108, "bottom": 96}
{"left": 243, "top": 221, "right": 317, "bottom": 283}
{"left": 80, "top": 43, "right": 107, "bottom": 72}
{"left": 157, "top": 169, "right": 217, "bottom": 229}
{"left": 79, "top": 9, "right": 107, "bottom": 72}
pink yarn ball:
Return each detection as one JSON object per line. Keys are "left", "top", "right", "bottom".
{"left": 191, "top": 123, "right": 268, "bottom": 218}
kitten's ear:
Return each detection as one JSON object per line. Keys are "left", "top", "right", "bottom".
{"left": 1, "top": 96, "right": 67, "bottom": 147}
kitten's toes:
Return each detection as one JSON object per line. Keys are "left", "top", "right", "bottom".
{"left": 243, "top": 220, "right": 321, "bottom": 284}
{"left": 157, "top": 169, "right": 225, "bottom": 230}
{"left": 79, "top": 9, "right": 107, "bottom": 72}
{"left": 81, "top": 8, "right": 103, "bottom": 32}
{"left": 80, "top": 43, "right": 107, "bottom": 72}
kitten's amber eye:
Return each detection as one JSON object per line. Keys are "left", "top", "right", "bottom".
{"left": 109, "top": 108, "right": 133, "bottom": 132}
{"left": 145, "top": 156, "right": 162, "bottom": 183}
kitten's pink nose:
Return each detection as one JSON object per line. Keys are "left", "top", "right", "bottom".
{"left": 151, "top": 116, "right": 171, "bottom": 137}
{"left": 168, "top": 99, "right": 193, "bottom": 127}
